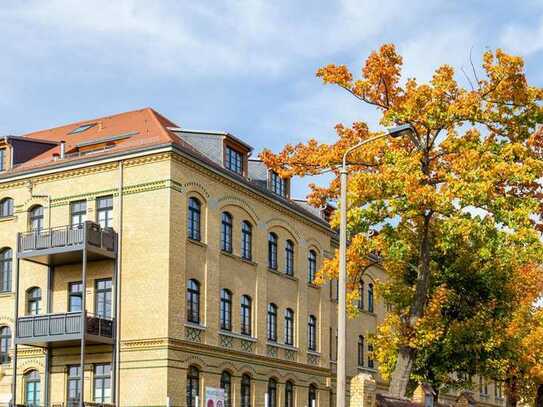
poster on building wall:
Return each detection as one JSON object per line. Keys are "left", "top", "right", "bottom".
{"left": 205, "top": 387, "right": 225, "bottom": 407}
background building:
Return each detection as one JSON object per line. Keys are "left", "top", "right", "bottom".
{"left": 0, "top": 108, "right": 504, "bottom": 406}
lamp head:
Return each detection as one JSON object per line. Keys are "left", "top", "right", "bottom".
{"left": 387, "top": 123, "right": 415, "bottom": 138}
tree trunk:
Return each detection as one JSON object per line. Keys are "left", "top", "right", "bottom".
{"left": 536, "top": 384, "right": 543, "bottom": 407}
{"left": 506, "top": 378, "right": 519, "bottom": 407}
{"left": 389, "top": 346, "right": 414, "bottom": 397}
{"left": 388, "top": 213, "right": 433, "bottom": 397}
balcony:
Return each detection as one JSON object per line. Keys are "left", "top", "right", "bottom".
{"left": 17, "top": 221, "right": 117, "bottom": 266}
{"left": 15, "top": 312, "right": 114, "bottom": 347}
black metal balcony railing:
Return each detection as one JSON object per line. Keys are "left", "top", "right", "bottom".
{"left": 18, "top": 221, "right": 116, "bottom": 254}
{"left": 16, "top": 312, "right": 114, "bottom": 344}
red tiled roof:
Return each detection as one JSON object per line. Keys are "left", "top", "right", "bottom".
{"left": 12, "top": 107, "right": 199, "bottom": 172}
{"left": 2, "top": 107, "right": 332, "bottom": 229}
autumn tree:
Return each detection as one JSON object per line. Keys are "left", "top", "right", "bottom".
{"left": 260, "top": 44, "right": 543, "bottom": 398}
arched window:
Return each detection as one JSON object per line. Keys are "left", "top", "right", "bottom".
{"left": 368, "top": 283, "right": 374, "bottom": 313}
{"left": 240, "top": 295, "right": 252, "bottom": 336}
{"left": 188, "top": 198, "right": 202, "bottom": 241}
{"left": 268, "top": 233, "right": 278, "bottom": 270}
{"left": 0, "top": 326, "right": 11, "bottom": 363}
{"left": 187, "top": 279, "right": 200, "bottom": 324}
{"left": 220, "top": 289, "right": 232, "bottom": 331}
{"left": 358, "top": 280, "right": 364, "bottom": 310}
{"left": 285, "top": 381, "right": 294, "bottom": 407}
{"left": 308, "top": 250, "right": 317, "bottom": 283}
{"left": 29, "top": 205, "right": 44, "bottom": 232}
{"left": 308, "top": 315, "right": 317, "bottom": 352}
{"left": 27, "top": 287, "right": 41, "bottom": 315}
{"left": 24, "top": 370, "right": 40, "bottom": 407}
{"left": 241, "top": 374, "right": 251, "bottom": 407}
{"left": 308, "top": 384, "right": 317, "bottom": 407}
{"left": 267, "top": 303, "right": 277, "bottom": 341}
{"left": 285, "top": 240, "right": 294, "bottom": 276}
{"left": 284, "top": 308, "right": 294, "bottom": 346}
{"left": 267, "top": 378, "right": 277, "bottom": 407}
{"left": 221, "top": 212, "right": 233, "bottom": 253}
{"left": 357, "top": 335, "right": 364, "bottom": 367}
{"left": 0, "top": 198, "right": 13, "bottom": 218}
{"left": 241, "top": 221, "right": 252, "bottom": 260}
{"left": 0, "top": 248, "right": 12, "bottom": 292}
{"left": 220, "top": 371, "right": 232, "bottom": 407}
{"left": 187, "top": 366, "right": 200, "bottom": 407}
{"left": 368, "top": 343, "right": 374, "bottom": 368}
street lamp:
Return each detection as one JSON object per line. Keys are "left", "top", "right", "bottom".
{"left": 336, "top": 124, "right": 414, "bottom": 407}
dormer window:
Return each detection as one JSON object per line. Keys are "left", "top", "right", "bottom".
{"left": 0, "top": 149, "right": 5, "bottom": 172}
{"left": 225, "top": 146, "right": 244, "bottom": 175}
{"left": 270, "top": 171, "right": 288, "bottom": 197}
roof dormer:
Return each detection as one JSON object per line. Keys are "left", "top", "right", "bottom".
{"left": 223, "top": 136, "right": 251, "bottom": 176}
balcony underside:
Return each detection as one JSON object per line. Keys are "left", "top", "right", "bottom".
{"left": 16, "top": 333, "right": 114, "bottom": 347}
{"left": 18, "top": 244, "right": 116, "bottom": 266}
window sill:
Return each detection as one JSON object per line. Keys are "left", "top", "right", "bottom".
{"left": 307, "top": 282, "right": 320, "bottom": 289}
{"left": 184, "top": 322, "right": 206, "bottom": 331}
{"left": 268, "top": 268, "right": 298, "bottom": 281}
{"left": 241, "top": 257, "right": 257, "bottom": 266}
{"left": 0, "top": 216, "right": 15, "bottom": 223}
{"left": 221, "top": 250, "right": 257, "bottom": 267}
{"left": 219, "top": 330, "right": 257, "bottom": 342}
{"left": 187, "top": 238, "right": 207, "bottom": 248}
{"left": 307, "top": 350, "right": 321, "bottom": 356}
{"left": 0, "top": 291, "right": 14, "bottom": 298}
{"left": 267, "top": 341, "right": 298, "bottom": 351}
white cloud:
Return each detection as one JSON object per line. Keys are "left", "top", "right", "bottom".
{"left": 501, "top": 17, "right": 543, "bottom": 56}
{"left": 0, "top": 0, "right": 441, "bottom": 79}
{"left": 399, "top": 24, "right": 479, "bottom": 84}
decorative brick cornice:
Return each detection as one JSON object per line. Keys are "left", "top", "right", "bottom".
{"left": 123, "top": 152, "right": 170, "bottom": 168}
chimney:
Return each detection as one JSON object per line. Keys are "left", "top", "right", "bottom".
{"left": 60, "top": 141, "right": 66, "bottom": 159}
{"left": 350, "top": 373, "right": 376, "bottom": 407}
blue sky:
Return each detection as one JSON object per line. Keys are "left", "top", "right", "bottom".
{"left": 1, "top": 1, "right": 543, "bottom": 198}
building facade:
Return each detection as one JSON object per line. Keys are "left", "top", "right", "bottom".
{"left": 0, "top": 108, "right": 505, "bottom": 407}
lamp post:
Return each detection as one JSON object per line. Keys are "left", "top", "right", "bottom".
{"left": 336, "top": 124, "right": 414, "bottom": 407}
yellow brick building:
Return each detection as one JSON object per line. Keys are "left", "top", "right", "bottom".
{"left": 0, "top": 108, "right": 505, "bottom": 407}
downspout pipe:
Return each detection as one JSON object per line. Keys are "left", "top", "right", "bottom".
{"left": 114, "top": 160, "right": 124, "bottom": 404}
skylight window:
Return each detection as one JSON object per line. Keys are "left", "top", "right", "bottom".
{"left": 69, "top": 123, "right": 96, "bottom": 134}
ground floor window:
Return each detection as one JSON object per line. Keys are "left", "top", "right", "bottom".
{"left": 24, "top": 370, "right": 40, "bottom": 407}
{"left": 220, "top": 371, "right": 232, "bottom": 407}
{"left": 241, "top": 374, "right": 251, "bottom": 407}
{"left": 285, "top": 381, "right": 294, "bottom": 407}
{"left": 267, "top": 378, "right": 277, "bottom": 407}
{"left": 309, "top": 384, "right": 317, "bottom": 407}
{"left": 67, "top": 365, "right": 81, "bottom": 407}
{"left": 187, "top": 366, "right": 200, "bottom": 407}
{"left": 94, "top": 363, "right": 111, "bottom": 403}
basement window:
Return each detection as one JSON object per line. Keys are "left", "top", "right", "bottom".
{"left": 69, "top": 123, "right": 96, "bottom": 134}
